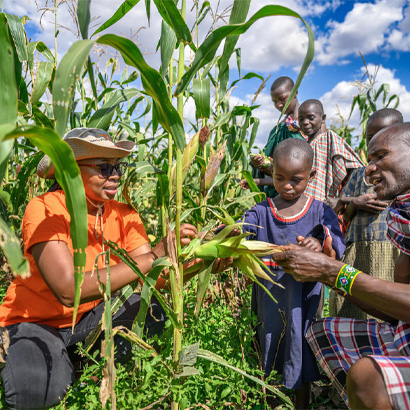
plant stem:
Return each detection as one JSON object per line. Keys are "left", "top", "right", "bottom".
{"left": 171, "top": 1, "right": 186, "bottom": 409}
{"left": 54, "top": 0, "right": 58, "bottom": 65}
{"left": 163, "top": 60, "right": 174, "bottom": 239}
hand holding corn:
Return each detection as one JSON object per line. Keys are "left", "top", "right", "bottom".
{"left": 250, "top": 153, "right": 272, "bottom": 170}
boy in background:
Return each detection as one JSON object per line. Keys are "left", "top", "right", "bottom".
{"left": 298, "top": 99, "right": 364, "bottom": 203}
{"left": 245, "top": 76, "right": 305, "bottom": 198}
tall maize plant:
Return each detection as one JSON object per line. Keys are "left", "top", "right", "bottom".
{"left": 0, "top": 1, "right": 314, "bottom": 408}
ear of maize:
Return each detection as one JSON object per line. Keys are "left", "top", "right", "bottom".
{"left": 187, "top": 226, "right": 284, "bottom": 303}
{"left": 234, "top": 255, "right": 278, "bottom": 303}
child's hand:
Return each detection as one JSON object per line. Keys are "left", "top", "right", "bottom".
{"left": 297, "top": 235, "right": 322, "bottom": 252}
{"left": 323, "top": 236, "right": 336, "bottom": 259}
{"left": 250, "top": 154, "right": 266, "bottom": 169}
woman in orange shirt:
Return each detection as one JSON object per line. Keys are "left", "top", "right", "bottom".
{"left": 0, "top": 128, "right": 204, "bottom": 409}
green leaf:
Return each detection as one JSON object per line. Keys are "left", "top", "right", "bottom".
{"left": 4, "top": 13, "right": 28, "bottom": 62}
{"left": 174, "top": 366, "right": 200, "bottom": 379}
{"left": 132, "top": 257, "right": 170, "bottom": 337}
{"left": 0, "top": 217, "right": 30, "bottom": 277}
{"left": 241, "top": 170, "right": 265, "bottom": 203}
{"left": 230, "top": 72, "right": 264, "bottom": 89}
{"left": 18, "top": 101, "right": 54, "bottom": 129}
{"left": 87, "top": 88, "right": 140, "bottom": 130}
{"left": 235, "top": 47, "right": 241, "bottom": 77}
{"left": 53, "top": 39, "right": 95, "bottom": 137}
{"left": 4, "top": 125, "right": 87, "bottom": 327}
{"left": 84, "top": 282, "right": 138, "bottom": 352}
{"left": 193, "top": 80, "right": 210, "bottom": 120}
{"left": 10, "top": 152, "right": 42, "bottom": 218}
{"left": 77, "top": 0, "right": 91, "bottom": 39}
{"left": 194, "top": 261, "right": 214, "bottom": 318}
{"left": 91, "top": 0, "right": 142, "bottom": 38}
{"left": 175, "top": 5, "right": 314, "bottom": 97}
{"left": 27, "top": 41, "right": 54, "bottom": 72}
{"left": 30, "top": 61, "right": 54, "bottom": 104}
{"left": 0, "top": 14, "right": 17, "bottom": 126}
{"left": 156, "top": 173, "right": 170, "bottom": 209}
{"left": 219, "top": 0, "right": 251, "bottom": 75}
{"left": 160, "top": 20, "right": 177, "bottom": 79}
{"left": 107, "top": 240, "right": 181, "bottom": 329}
{"left": 0, "top": 14, "right": 18, "bottom": 183}
{"left": 152, "top": 0, "right": 192, "bottom": 44}
{"left": 179, "top": 342, "right": 200, "bottom": 366}
{"left": 213, "top": 112, "right": 231, "bottom": 128}
{"left": 97, "top": 34, "right": 185, "bottom": 150}
{"left": 197, "top": 348, "right": 293, "bottom": 406}
{"left": 145, "top": 0, "right": 151, "bottom": 23}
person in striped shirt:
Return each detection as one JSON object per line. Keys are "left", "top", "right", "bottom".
{"left": 298, "top": 99, "right": 364, "bottom": 204}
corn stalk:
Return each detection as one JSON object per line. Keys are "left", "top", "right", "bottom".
{"left": 171, "top": 1, "right": 186, "bottom": 409}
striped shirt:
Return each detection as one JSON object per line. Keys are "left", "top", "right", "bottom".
{"left": 305, "top": 130, "right": 364, "bottom": 202}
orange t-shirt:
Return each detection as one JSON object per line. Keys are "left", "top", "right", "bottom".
{"left": 0, "top": 190, "right": 149, "bottom": 328}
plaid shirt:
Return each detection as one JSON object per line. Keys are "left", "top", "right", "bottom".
{"left": 343, "top": 167, "right": 391, "bottom": 244}
{"left": 305, "top": 130, "right": 364, "bottom": 202}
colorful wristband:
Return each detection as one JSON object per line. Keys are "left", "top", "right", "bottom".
{"left": 335, "top": 264, "right": 362, "bottom": 295}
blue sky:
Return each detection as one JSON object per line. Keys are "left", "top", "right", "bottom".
{"left": 4, "top": 0, "right": 410, "bottom": 147}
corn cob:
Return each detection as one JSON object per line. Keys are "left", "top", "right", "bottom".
{"left": 184, "top": 223, "right": 284, "bottom": 303}
{"left": 250, "top": 152, "right": 271, "bottom": 168}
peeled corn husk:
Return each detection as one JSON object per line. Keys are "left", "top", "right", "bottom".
{"left": 187, "top": 224, "right": 284, "bottom": 303}
{"left": 250, "top": 153, "right": 271, "bottom": 168}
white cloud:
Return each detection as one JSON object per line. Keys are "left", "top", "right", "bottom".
{"left": 320, "top": 64, "right": 410, "bottom": 138}
{"left": 317, "top": 0, "right": 405, "bottom": 65}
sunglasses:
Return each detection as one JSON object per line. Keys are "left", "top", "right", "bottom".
{"left": 79, "top": 162, "right": 127, "bottom": 178}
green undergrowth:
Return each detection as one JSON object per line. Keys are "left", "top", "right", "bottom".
{"left": 0, "top": 273, "right": 346, "bottom": 409}
{"left": 57, "top": 276, "right": 283, "bottom": 409}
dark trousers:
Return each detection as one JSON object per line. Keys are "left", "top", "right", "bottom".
{"left": 1, "top": 294, "right": 165, "bottom": 410}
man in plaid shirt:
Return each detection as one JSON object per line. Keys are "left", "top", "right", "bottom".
{"left": 272, "top": 122, "right": 410, "bottom": 409}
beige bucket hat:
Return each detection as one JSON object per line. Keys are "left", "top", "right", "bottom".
{"left": 37, "top": 128, "right": 135, "bottom": 179}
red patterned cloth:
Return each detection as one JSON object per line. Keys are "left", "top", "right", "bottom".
{"left": 305, "top": 130, "right": 364, "bottom": 202}
{"left": 307, "top": 317, "right": 410, "bottom": 409}
{"left": 387, "top": 192, "right": 410, "bottom": 256}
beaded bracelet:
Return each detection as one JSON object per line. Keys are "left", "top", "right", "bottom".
{"left": 335, "top": 264, "right": 362, "bottom": 296}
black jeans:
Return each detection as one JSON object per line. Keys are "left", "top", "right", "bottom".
{"left": 1, "top": 294, "right": 165, "bottom": 410}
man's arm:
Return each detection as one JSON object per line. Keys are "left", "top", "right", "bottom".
{"left": 272, "top": 246, "right": 410, "bottom": 324}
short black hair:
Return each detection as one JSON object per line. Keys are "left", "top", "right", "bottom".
{"left": 273, "top": 138, "right": 314, "bottom": 169}
{"left": 376, "top": 122, "right": 410, "bottom": 147}
{"left": 299, "top": 99, "right": 324, "bottom": 116}
{"left": 271, "top": 76, "right": 294, "bottom": 93}
{"left": 368, "top": 108, "right": 403, "bottom": 127}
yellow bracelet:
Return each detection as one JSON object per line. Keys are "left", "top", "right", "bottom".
{"left": 335, "top": 264, "right": 362, "bottom": 295}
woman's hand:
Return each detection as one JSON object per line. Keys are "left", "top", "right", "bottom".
{"left": 179, "top": 223, "right": 198, "bottom": 247}
{"left": 272, "top": 244, "right": 343, "bottom": 286}
{"left": 153, "top": 223, "right": 198, "bottom": 258}
{"left": 297, "top": 235, "right": 322, "bottom": 252}
{"left": 239, "top": 179, "right": 250, "bottom": 190}
{"left": 212, "top": 257, "right": 234, "bottom": 273}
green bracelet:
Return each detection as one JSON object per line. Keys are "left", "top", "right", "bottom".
{"left": 335, "top": 264, "right": 362, "bottom": 295}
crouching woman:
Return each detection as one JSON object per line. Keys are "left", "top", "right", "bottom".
{"left": 0, "top": 128, "right": 198, "bottom": 410}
